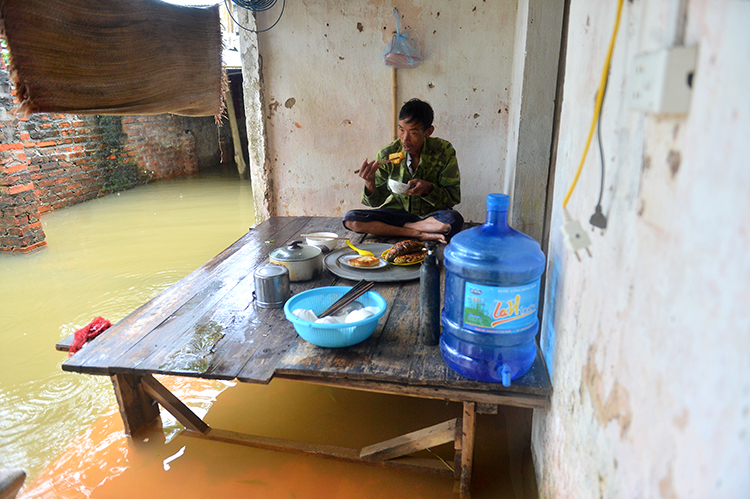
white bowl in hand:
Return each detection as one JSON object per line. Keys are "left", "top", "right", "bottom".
{"left": 388, "top": 178, "right": 410, "bottom": 194}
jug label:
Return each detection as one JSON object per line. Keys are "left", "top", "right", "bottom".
{"left": 463, "top": 280, "right": 540, "bottom": 333}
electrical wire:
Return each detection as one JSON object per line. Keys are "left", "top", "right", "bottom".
{"left": 589, "top": 75, "right": 609, "bottom": 230}
{"left": 595, "top": 82, "right": 606, "bottom": 209}
{"left": 224, "top": 0, "right": 286, "bottom": 33}
{"left": 230, "top": 0, "right": 278, "bottom": 11}
{"left": 561, "top": 0, "right": 624, "bottom": 209}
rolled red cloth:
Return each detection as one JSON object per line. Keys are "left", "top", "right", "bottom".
{"left": 68, "top": 316, "right": 112, "bottom": 356}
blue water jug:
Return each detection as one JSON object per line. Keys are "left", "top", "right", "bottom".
{"left": 440, "top": 193, "right": 546, "bottom": 386}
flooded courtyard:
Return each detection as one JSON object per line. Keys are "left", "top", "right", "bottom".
{"left": 1, "top": 171, "right": 535, "bottom": 498}
{"left": 1, "top": 172, "right": 255, "bottom": 477}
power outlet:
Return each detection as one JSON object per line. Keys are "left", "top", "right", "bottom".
{"left": 561, "top": 217, "right": 592, "bottom": 260}
{"left": 628, "top": 45, "right": 698, "bottom": 115}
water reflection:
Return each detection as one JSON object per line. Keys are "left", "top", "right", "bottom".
{"left": 158, "top": 321, "right": 225, "bottom": 373}
{"left": 19, "top": 374, "right": 536, "bottom": 499}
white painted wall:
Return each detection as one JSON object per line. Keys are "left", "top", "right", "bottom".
{"left": 534, "top": 0, "right": 750, "bottom": 497}
{"left": 244, "top": 0, "right": 518, "bottom": 222}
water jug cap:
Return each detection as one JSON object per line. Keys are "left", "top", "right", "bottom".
{"left": 487, "top": 193, "right": 510, "bottom": 211}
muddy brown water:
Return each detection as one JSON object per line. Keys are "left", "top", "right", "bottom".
{"left": 1, "top": 172, "right": 536, "bottom": 498}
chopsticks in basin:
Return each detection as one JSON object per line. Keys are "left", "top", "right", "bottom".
{"left": 318, "top": 280, "right": 374, "bottom": 318}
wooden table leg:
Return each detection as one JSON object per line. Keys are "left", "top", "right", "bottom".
{"left": 111, "top": 373, "right": 160, "bottom": 436}
{"left": 141, "top": 374, "right": 209, "bottom": 433}
{"left": 454, "top": 401, "right": 476, "bottom": 499}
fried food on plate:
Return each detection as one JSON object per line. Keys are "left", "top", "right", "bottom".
{"left": 393, "top": 252, "right": 426, "bottom": 264}
{"left": 384, "top": 240, "right": 425, "bottom": 263}
{"left": 349, "top": 255, "right": 381, "bottom": 267}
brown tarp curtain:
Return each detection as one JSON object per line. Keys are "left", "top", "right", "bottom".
{"left": 0, "top": 0, "right": 225, "bottom": 117}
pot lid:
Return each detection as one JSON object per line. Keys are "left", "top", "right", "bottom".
{"left": 270, "top": 240, "right": 321, "bottom": 262}
{"left": 255, "top": 264, "right": 289, "bottom": 278}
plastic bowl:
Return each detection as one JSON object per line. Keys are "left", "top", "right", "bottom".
{"left": 284, "top": 286, "right": 387, "bottom": 348}
{"left": 388, "top": 178, "right": 410, "bottom": 194}
{"left": 304, "top": 232, "right": 339, "bottom": 252}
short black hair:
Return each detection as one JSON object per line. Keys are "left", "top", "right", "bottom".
{"left": 399, "top": 98, "right": 434, "bottom": 131}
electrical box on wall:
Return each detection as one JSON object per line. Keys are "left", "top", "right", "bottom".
{"left": 628, "top": 45, "right": 698, "bottom": 115}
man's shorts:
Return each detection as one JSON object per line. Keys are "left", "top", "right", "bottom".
{"left": 343, "top": 208, "right": 464, "bottom": 240}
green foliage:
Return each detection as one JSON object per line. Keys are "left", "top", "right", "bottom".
{"left": 1, "top": 39, "right": 9, "bottom": 66}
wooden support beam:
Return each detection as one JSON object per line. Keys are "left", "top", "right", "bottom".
{"left": 359, "top": 418, "right": 458, "bottom": 462}
{"left": 224, "top": 88, "right": 248, "bottom": 177}
{"left": 392, "top": 67, "right": 398, "bottom": 140}
{"left": 0, "top": 467, "right": 26, "bottom": 499}
{"left": 476, "top": 403, "right": 498, "bottom": 414}
{"left": 182, "top": 428, "right": 455, "bottom": 477}
{"left": 384, "top": 456, "right": 453, "bottom": 476}
{"left": 196, "top": 427, "right": 358, "bottom": 459}
{"left": 111, "top": 374, "right": 160, "bottom": 436}
{"left": 458, "top": 402, "right": 476, "bottom": 499}
{"left": 140, "top": 374, "right": 209, "bottom": 434}
{"left": 453, "top": 431, "right": 462, "bottom": 478}
{"left": 277, "top": 374, "right": 551, "bottom": 409}
{"left": 55, "top": 333, "right": 74, "bottom": 352}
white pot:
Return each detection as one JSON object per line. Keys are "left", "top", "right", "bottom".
{"left": 269, "top": 241, "right": 323, "bottom": 282}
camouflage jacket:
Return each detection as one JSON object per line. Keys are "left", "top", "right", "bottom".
{"left": 361, "top": 136, "right": 461, "bottom": 217}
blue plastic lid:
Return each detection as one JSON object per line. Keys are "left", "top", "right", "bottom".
{"left": 487, "top": 193, "right": 510, "bottom": 211}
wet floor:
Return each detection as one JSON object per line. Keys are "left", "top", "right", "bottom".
{"left": 1, "top": 171, "right": 537, "bottom": 498}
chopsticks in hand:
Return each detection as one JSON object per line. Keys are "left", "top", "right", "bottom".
{"left": 353, "top": 161, "right": 386, "bottom": 174}
{"left": 318, "top": 280, "right": 374, "bottom": 318}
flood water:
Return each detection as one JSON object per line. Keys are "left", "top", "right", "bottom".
{"left": 1, "top": 172, "right": 536, "bottom": 499}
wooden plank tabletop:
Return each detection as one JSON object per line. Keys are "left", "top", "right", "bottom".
{"left": 62, "top": 217, "right": 338, "bottom": 379}
{"left": 62, "top": 216, "right": 552, "bottom": 407}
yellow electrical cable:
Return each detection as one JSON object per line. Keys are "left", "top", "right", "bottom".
{"left": 562, "top": 0, "right": 624, "bottom": 209}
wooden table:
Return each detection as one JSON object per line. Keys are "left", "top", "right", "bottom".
{"left": 60, "top": 216, "right": 552, "bottom": 498}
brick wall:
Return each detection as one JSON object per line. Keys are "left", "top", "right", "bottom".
{"left": 24, "top": 114, "right": 131, "bottom": 214}
{"left": 0, "top": 58, "right": 45, "bottom": 252}
{"left": 122, "top": 116, "right": 201, "bottom": 180}
{"left": 0, "top": 59, "right": 223, "bottom": 252}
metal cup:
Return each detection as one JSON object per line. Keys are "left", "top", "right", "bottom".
{"left": 252, "top": 264, "right": 291, "bottom": 308}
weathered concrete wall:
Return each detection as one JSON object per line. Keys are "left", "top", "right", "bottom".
{"left": 241, "top": 0, "right": 518, "bottom": 223}
{"left": 533, "top": 0, "right": 750, "bottom": 497}
{"left": 237, "top": 11, "right": 273, "bottom": 221}
{"left": 505, "top": 0, "right": 564, "bottom": 242}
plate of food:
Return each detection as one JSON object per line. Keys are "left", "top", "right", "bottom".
{"left": 323, "top": 243, "right": 422, "bottom": 282}
{"left": 381, "top": 240, "right": 427, "bottom": 265}
{"left": 338, "top": 254, "right": 388, "bottom": 269}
